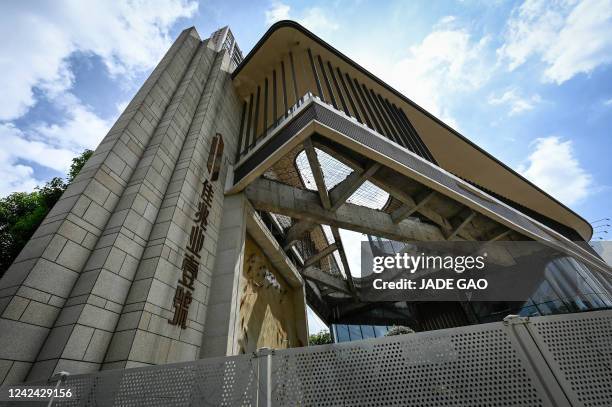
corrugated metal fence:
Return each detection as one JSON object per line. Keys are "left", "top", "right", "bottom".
{"left": 2, "top": 309, "right": 611, "bottom": 406}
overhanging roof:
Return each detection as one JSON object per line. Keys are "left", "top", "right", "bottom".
{"left": 232, "top": 20, "right": 593, "bottom": 242}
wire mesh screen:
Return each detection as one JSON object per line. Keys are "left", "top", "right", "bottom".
{"left": 295, "top": 148, "right": 390, "bottom": 210}
{"left": 270, "top": 213, "right": 292, "bottom": 230}
{"left": 295, "top": 148, "right": 352, "bottom": 191}
{"left": 262, "top": 143, "right": 305, "bottom": 189}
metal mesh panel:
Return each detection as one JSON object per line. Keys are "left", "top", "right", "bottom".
{"left": 266, "top": 213, "right": 292, "bottom": 233}
{"left": 528, "top": 309, "right": 612, "bottom": 407}
{"left": 263, "top": 143, "right": 305, "bottom": 190}
{"left": 295, "top": 148, "right": 353, "bottom": 191}
{"left": 319, "top": 102, "right": 542, "bottom": 238}
{"left": 347, "top": 180, "right": 389, "bottom": 209}
{"left": 271, "top": 323, "right": 550, "bottom": 406}
{"left": 293, "top": 147, "right": 390, "bottom": 210}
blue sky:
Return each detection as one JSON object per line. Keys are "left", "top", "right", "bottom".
{"left": 1, "top": 0, "right": 612, "bottom": 332}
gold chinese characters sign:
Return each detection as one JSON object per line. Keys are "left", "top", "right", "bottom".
{"left": 168, "top": 134, "right": 224, "bottom": 329}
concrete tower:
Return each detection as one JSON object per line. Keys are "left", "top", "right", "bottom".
{"left": 0, "top": 26, "right": 307, "bottom": 384}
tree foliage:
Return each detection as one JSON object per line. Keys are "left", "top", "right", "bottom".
{"left": 68, "top": 149, "right": 93, "bottom": 182}
{"left": 308, "top": 330, "right": 333, "bottom": 345}
{"left": 0, "top": 149, "right": 93, "bottom": 276}
{"left": 385, "top": 325, "right": 415, "bottom": 336}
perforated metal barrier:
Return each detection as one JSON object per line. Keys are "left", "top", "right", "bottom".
{"left": 2, "top": 310, "right": 611, "bottom": 406}
{"left": 527, "top": 311, "right": 612, "bottom": 407}
{"left": 1, "top": 353, "right": 260, "bottom": 407}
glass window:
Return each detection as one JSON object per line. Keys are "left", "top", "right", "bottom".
{"left": 517, "top": 305, "right": 540, "bottom": 317}
{"left": 348, "top": 324, "right": 363, "bottom": 341}
{"left": 565, "top": 295, "right": 591, "bottom": 311}
{"left": 578, "top": 293, "right": 606, "bottom": 309}
{"left": 361, "top": 325, "right": 375, "bottom": 339}
{"left": 335, "top": 324, "right": 350, "bottom": 342}
{"left": 531, "top": 280, "right": 561, "bottom": 304}
{"left": 373, "top": 325, "right": 389, "bottom": 337}
{"left": 534, "top": 300, "right": 570, "bottom": 315}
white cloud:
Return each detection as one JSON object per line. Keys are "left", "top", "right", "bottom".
{"left": 437, "top": 15, "right": 457, "bottom": 25}
{"left": 0, "top": 0, "right": 198, "bottom": 121}
{"left": 0, "top": 0, "right": 196, "bottom": 195}
{"left": 32, "top": 93, "right": 112, "bottom": 151}
{"left": 381, "top": 19, "right": 493, "bottom": 127}
{"left": 0, "top": 150, "right": 40, "bottom": 197}
{"left": 116, "top": 100, "right": 130, "bottom": 114}
{"left": 488, "top": 88, "right": 542, "bottom": 115}
{"left": 604, "top": 98, "right": 612, "bottom": 106}
{"left": 265, "top": 11, "right": 491, "bottom": 129}
{"left": 518, "top": 136, "right": 593, "bottom": 206}
{"left": 0, "top": 93, "right": 113, "bottom": 196}
{"left": 265, "top": 2, "right": 339, "bottom": 34}
{"left": 265, "top": 2, "right": 291, "bottom": 23}
{"left": 499, "top": 0, "right": 612, "bottom": 84}
{"left": 0, "top": 123, "right": 77, "bottom": 196}
{"left": 0, "top": 124, "right": 75, "bottom": 173}
{"left": 298, "top": 7, "right": 339, "bottom": 33}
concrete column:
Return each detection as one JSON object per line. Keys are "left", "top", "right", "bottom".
{"left": 200, "top": 193, "right": 248, "bottom": 358}
{"left": 0, "top": 28, "right": 201, "bottom": 385}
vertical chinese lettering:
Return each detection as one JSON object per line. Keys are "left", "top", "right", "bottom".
{"left": 169, "top": 135, "right": 224, "bottom": 328}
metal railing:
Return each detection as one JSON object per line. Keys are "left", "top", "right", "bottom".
{"left": 238, "top": 92, "right": 318, "bottom": 161}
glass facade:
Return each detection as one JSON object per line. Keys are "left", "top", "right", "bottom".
{"left": 332, "top": 324, "right": 391, "bottom": 342}
{"left": 470, "top": 256, "right": 612, "bottom": 323}
{"left": 343, "top": 236, "right": 612, "bottom": 332}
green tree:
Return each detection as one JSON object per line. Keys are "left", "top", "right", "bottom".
{"left": 0, "top": 149, "right": 93, "bottom": 276}
{"left": 68, "top": 149, "right": 93, "bottom": 182}
{"left": 308, "top": 330, "right": 333, "bottom": 345}
{"left": 385, "top": 325, "right": 415, "bottom": 336}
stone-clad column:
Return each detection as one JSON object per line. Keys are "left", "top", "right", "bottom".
{"left": 200, "top": 194, "right": 248, "bottom": 358}
{"left": 103, "top": 46, "right": 242, "bottom": 369}
{"left": 0, "top": 27, "right": 201, "bottom": 385}
{"left": 25, "top": 35, "right": 210, "bottom": 381}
